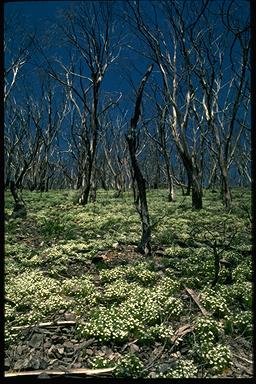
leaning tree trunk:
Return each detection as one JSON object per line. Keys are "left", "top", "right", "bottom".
{"left": 126, "top": 64, "right": 154, "bottom": 256}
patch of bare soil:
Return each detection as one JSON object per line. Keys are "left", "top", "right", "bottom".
{"left": 91, "top": 243, "right": 146, "bottom": 266}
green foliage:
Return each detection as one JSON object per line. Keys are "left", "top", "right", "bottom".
{"left": 195, "top": 317, "right": 222, "bottom": 344}
{"left": 100, "top": 280, "right": 138, "bottom": 304}
{"left": 233, "top": 259, "right": 252, "bottom": 282}
{"left": 76, "top": 277, "right": 182, "bottom": 344}
{"left": 115, "top": 354, "right": 144, "bottom": 378}
{"left": 218, "top": 281, "right": 252, "bottom": 309}
{"left": 158, "top": 359, "right": 198, "bottom": 378}
{"left": 99, "top": 262, "right": 158, "bottom": 286}
{"left": 88, "top": 355, "right": 115, "bottom": 369}
{"left": 62, "top": 275, "right": 99, "bottom": 305}
{"left": 200, "top": 343, "right": 232, "bottom": 374}
{"left": 224, "top": 311, "right": 252, "bottom": 337}
{"left": 76, "top": 305, "right": 141, "bottom": 343}
{"left": 40, "top": 217, "right": 66, "bottom": 237}
{"left": 5, "top": 270, "right": 72, "bottom": 327}
{"left": 200, "top": 287, "right": 230, "bottom": 318}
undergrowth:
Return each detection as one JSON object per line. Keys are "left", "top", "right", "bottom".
{"left": 4, "top": 187, "right": 252, "bottom": 378}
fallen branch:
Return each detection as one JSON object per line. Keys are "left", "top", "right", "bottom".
{"left": 11, "top": 320, "right": 76, "bottom": 331}
{"left": 184, "top": 287, "right": 210, "bottom": 317}
{"left": 143, "top": 344, "right": 166, "bottom": 371}
{"left": 121, "top": 339, "right": 139, "bottom": 352}
{"left": 233, "top": 353, "right": 253, "bottom": 365}
{"left": 171, "top": 323, "right": 195, "bottom": 343}
{"left": 5, "top": 367, "right": 116, "bottom": 378}
{"left": 233, "top": 361, "right": 252, "bottom": 376}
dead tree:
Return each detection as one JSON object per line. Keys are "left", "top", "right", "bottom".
{"left": 48, "top": 2, "right": 122, "bottom": 204}
{"left": 144, "top": 103, "right": 176, "bottom": 202}
{"left": 126, "top": 64, "right": 153, "bottom": 255}
{"left": 126, "top": 0, "right": 205, "bottom": 209}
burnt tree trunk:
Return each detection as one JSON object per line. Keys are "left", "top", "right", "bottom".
{"left": 180, "top": 152, "right": 202, "bottom": 209}
{"left": 220, "top": 165, "right": 232, "bottom": 210}
{"left": 164, "top": 153, "right": 176, "bottom": 202}
{"left": 126, "top": 64, "right": 154, "bottom": 256}
{"left": 192, "top": 175, "right": 203, "bottom": 210}
{"left": 79, "top": 77, "right": 100, "bottom": 205}
{"left": 9, "top": 180, "right": 27, "bottom": 219}
{"left": 184, "top": 172, "right": 192, "bottom": 196}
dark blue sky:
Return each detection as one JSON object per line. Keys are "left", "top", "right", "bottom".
{"left": 4, "top": 0, "right": 250, "bottom": 186}
{"left": 4, "top": 0, "right": 150, "bottom": 113}
{"left": 4, "top": 1, "right": 250, "bottom": 137}
{"left": 4, "top": 1, "right": 73, "bottom": 25}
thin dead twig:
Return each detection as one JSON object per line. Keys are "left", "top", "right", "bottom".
{"left": 5, "top": 367, "right": 116, "bottom": 378}
{"left": 171, "top": 323, "right": 195, "bottom": 343}
{"left": 11, "top": 320, "right": 76, "bottom": 331}
{"left": 233, "top": 353, "right": 253, "bottom": 365}
{"left": 184, "top": 287, "right": 210, "bottom": 317}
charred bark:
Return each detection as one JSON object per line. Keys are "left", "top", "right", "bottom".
{"left": 180, "top": 152, "right": 202, "bottom": 209}
{"left": 126, "top": 64, "right": 154, "bottom": 255}
{"left": 192, "top": 177, "right": 203, "bottom": 210}
{"left": 9, "top": 180, "right": 27, "bottom": 219}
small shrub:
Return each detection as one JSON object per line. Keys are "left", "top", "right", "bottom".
{"left": 76, "top": 306, "right": 142, "bottom": 343}
{"left": 224, "top": 311, "right": 252, "bottom": 337}
{"left": 201, "top": 288, "right": 230, "bottom": 318}
{"left": 115, "top": 354, "right": 144, "bottom": 378}
{"left": 62, "top": 276, "right": 99, "bottom": 305}
{"left": 99, "top": 263, "right": 158, "bottom": 286}
{"left": 40, "top": 217, "right": 65, "bottom": 237}
{"left": 100, "top": 280, "right": 138, "bottom": 304}
{"left": 200, "top": 343, "right": 232, "bottom": 374}
{"left": 89, "top": 356, "right": 114, "bottom": 369}
{"left": 5, "top": 270, "right": 71, "bottom": 326}
{"left": 156, "top": 359, "right": 198, "bottom": 378}
{"left": 195, "top": 317, "right": 222, "bottom": 344}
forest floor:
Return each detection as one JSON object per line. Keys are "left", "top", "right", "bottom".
{"left": 4, "top": 188, "right": 253, "bottom": 379}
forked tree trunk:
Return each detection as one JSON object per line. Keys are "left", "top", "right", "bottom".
{"left": 79, "top": 184, "right": 90, "bottom": 205}
{"left": 79, "top": 80, "right": 100, "bottom": 205}
{"left": 126, "top": 64, "right": 154, "bottom": 255}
